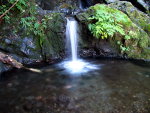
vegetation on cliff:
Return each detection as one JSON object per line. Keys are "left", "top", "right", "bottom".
{"left": 0, "top": 0, "right": 50, "bottom": 48}
{"left": 0, "top": 0, "right": 150, "bottom": 63}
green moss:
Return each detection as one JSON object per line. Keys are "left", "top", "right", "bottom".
{"left": 129, "top": 10, "right": 150, "bottom": 36}
{"left": 142, "top": 48, "right": 150, "bottom": 59}
{"left": 76, "top": 3, "right": 150, "bottom": 60}
{"left": 40, "top": 13, "right": 65, "bottom": 58}
{"left": 109, "top": 1, "right": 150, "bottom": 36}
{"left": 138, "top": 31, "right": 149, "bottom": 48}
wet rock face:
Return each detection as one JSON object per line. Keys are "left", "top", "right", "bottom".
{"left": 0, "top": 35, "right": 42, "bottom": 64}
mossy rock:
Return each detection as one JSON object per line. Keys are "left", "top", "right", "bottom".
{"left": 76, "top": 4, "right": 150, "bottom": 60}
{"left": 109, "top": 1, "right": 150, "bottom": 37}
{"left": 0, "top": 12, "right": 66, "bottom": 63}
{"left": 41, "top": 13, "right": 65, "bottom": 59}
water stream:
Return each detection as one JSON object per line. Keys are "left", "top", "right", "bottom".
{"left": 62, "top": 17, "right": 98, "bottom": 74}
{"left": 0, "top": 59, "right": 150, "bottom": 113}
{"left": 66, "top": 18, "right": 78, "bottom": 61}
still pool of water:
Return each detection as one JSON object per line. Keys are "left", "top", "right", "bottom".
{"left": 0, "top": 59, "right": 150, "bottom": 113}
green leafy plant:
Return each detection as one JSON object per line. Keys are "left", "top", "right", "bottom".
{"left": 20, "top": 15, "right": 52, "bottom": 47}
{"left": 88, "top": 4, "right": 132, "bottom": 52}
{"left": 88, "top": 5, "right": 132, "bottom": 39}
{"left": 117, "top": 41, "right": 130, "bottom": 53}
{"left": 9, "top": 0, "right": 28, "bottom": 11}
{"left": 0, "top": 4, "right": 11, "bottom": 22}
{"left": 0, "top": 0, "right": 29, "bottom": 23}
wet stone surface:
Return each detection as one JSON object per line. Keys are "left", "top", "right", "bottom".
{"left": 0, "top": 59, "right": 150, "bottom": 113}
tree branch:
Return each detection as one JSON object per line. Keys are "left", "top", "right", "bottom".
{"left": 0, "top": 52, "right": 23, "bottom": 69}
{"left": 0, "top": 0, "right": 19, "bottom": 19}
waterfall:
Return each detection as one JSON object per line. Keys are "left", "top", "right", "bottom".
{"left": 66, "top": 17, "right": 78, "bottom": 61}
{"left": 60, "top": 17, "right": 98, "bottom": 74}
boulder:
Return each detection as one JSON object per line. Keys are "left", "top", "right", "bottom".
{"left": 0, "top": 34, "right": 42, "bottom": 64}
{"left": 76, "top": 4, "right": 150, "bottom": 60}
{"left": 109, "top": 1, "right": 150, "bottom": 37}
{"left": 40, "top": 13, "right": 66, "bottom": 60}
{"left": 0, "top": 11, "right": 66, "bottom": 74}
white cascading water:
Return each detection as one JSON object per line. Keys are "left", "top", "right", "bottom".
{"left": 61, "top": 17, "right": 98, "bottom": 74}
{"left": 66, "top": 18, "right": 78, "bottom": 61}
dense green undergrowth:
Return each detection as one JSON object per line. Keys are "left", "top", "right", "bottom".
{"left": 0, "top": 0, "right": 51, "bottom": 47}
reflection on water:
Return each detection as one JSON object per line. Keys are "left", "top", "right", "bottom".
{"left": 0, "top": 59, "right": 150, "bottom": 113}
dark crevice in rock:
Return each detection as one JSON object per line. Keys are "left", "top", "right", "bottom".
{"left": 0, "top": 48, "right": 9, "bottom": 54}
{"left": 120, "top": 0, "right": 147, "bottom": 13}
{"left": 79, "top": 0, "right": 93, "bottom": 9}
{"left": 37, "top": 0, "right": 54, "bottom": 10}
{"left": 93, "top": 0, "right": 107, "bottom": 4}
{"left": 78, "top": 0, "right": 107, "bottom": 9}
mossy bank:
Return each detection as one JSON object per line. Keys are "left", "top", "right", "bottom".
{"left": 76, "top": 2, "right": 150, "bottom": 60}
